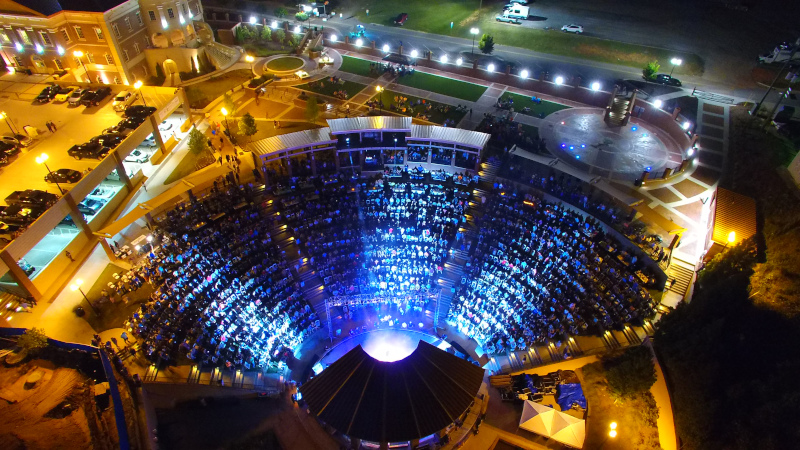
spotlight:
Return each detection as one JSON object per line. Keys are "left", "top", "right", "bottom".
{"left": 383, "top": 44, "right": 390, "bottom": 52}
{"left": 591, "top": 81, "right": 601, "bottom": 91}
{"left": 555, "top": 76, "right": 564, "bottom": 85}
{"left": 520, "top": 69, "right": 529, "bottom": 79}
{"left": 330, "top": 34, "right": 338, "bottom": 42}
{"left": 410, "top": 49, "right": 419, "bottom": 58}
{"left": 653, "top": 99, "right": 663, "bottom": 108}
{"left": 456, "top": 57, "right": 463, "bottom": 66}
{"left": 440, "top": 54, "right": 448, "bottom": 63}
{"left": 487, "top": 63, "right": 495, "bottom": 72}
{"left": 682, "top": 121, "right": 691, "bottom": 130}
{"left": 355, "top": 38, "right": 363, "bottom": 47}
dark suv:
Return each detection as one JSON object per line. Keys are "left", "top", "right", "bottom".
{"left": 124, "top": 105, "right": 157, "bottom": 118}
{"left": 90, "top": 133, "right": 125, "bottom": 149}
{"left": 81, "top": 86, "right": 112, "bottom": 106}
{"left": 5, "top": 189, "right": 59, "bottom": 207}
{"left": 36, "top": 85, "right": 59, "bottom": 103}
{"left": 0, "top": 204, "right": 47, "bottom": 227}
{"left": 68, "top": 142, "right": 109, "bottom": 160}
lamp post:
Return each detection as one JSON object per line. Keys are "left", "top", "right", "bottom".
{"left": 73, "top": 50, "right": 88, "bottom": 82}
{"left": 36, "top": 153, "right": 64, "bottom": 195}
{"left": 133, "top": 80, "right": 148, "bottom": 107}
{"left": 0, "top": 111, "right": 18, "bottom": 135}
{"left": 245, "top": 55, "right": 255, "bottom": 75}
{"left": 470, "top": 28, "right": 479, "bottom": 56}
{"left": 600, "top": 422, "right": 618, "bottom": 449}
{"left": 70, "top": 279, "right": 97, "bottom": 315}
{"left": 669, "top": 57, "right": 682, "bottom": 77}
{"left": 221, "top": 107, "right": 231, "bottom": 135}
{"left": 375, "top": 86, "right": 384, "bottom": 113}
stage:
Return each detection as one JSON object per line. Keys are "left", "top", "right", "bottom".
{"left": 316, "top": 329, "right": 451, "bottom": 371}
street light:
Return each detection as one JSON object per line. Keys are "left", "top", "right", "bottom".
{"left": 653, "top": 99, "right": 663, "bottom": 108}
{"left": 73, "top": 50, "right": 88, "bottom": 82}
{"left": 470, "top": 28, "right": 479, "bottom": 55}
{"left": 375, "top": 86, "right": 384, "bottom": 113}
{"left": 221, "top": 107, "right": 231, "bottom": 134}
{"left": 728, "top": 231, "right": 736, "bottom": 245}
{"left": 133, "top": 80, "right": 148, "bottom": 107}
{"left": 669, "top": 57, "right": 682, "bottom": 77}
{"left": 520, "top": 69, "right": 529, "bottom": 79}
{"left": 382, "top": 44, "right": 390, "bottom": 53}
{"left": 0, "top": 111, "right": 17, "bottom": 135}
{"left": 410, "top": 49, "right": 419, "bottom": 58}
{"left": 70, "top": 279, "right": 97, "bottom": 315}
{"left": 440, "top": 54, "right": 448, "bottom": 64}
{"left": 36, "top": 153, "right": 64, "bottom": 195}
{"left": 245, "top": 54, "right": 255, "bottom": 74}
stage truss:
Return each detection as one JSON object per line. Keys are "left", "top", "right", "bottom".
{"left": 325, "top": 289, "right": 442, "bottom": 342}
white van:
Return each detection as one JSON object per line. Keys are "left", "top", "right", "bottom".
{"left": 112, "top": 90, "right": 136, "bottom": 112}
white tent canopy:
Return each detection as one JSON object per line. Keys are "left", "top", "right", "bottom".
{"left": 519, "top": 400, "right": 586, "bottom": 448}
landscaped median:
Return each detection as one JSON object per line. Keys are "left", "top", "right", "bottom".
{"left": 395, "top": 71, "right": 487, "bottom": 102}
{"left": 497, "top": 92, "right": 571, "bottom": 118}
{"left": 297, "top": 78, "right": 367, "bottom": 100}
{"left": 184, "top": 69, "right": 254, "bottom": 109}
{"left": 370, "top": 90, "right": 467, "bottom": 125}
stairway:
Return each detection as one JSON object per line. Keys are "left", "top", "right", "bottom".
{"left": 478, "top": 160, "right": 502, "bottom": 184}
{"left": 203, "top": 42, "right": 242, "bottom": 71}
{"left": 605, "top": 96, "right": 630, "bottom": 127}
{"left": 665, "top": 258, "right": 695, "bottom": 298}
{"left": 0, "top": 291, "right": 24, "bottom": 321}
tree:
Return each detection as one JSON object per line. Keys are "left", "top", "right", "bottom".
{"left": 222, "top": 93, "right": 235, "bottom": 114}
{"left": 17, "top": 327, "right": 48, "bottom": 355}
{"left": 296, "top": 12, "right": 309, "bottom": 21}
{"left": 260, "top": 26, "right": 271, "bottom": 42}
{"left": 275, "top": 7, "right": 287, "bottom": 18}
{"left": 643, "top": 60, "right": 660, "bottom": 80}
{"left": 479, "top": 34, "right": 495, "bottom": 54}
{"left": 603, "top": 346, "right": 657, "bottom": 401}
{"left": 305, "top": 96, "right": 319, "bottom": 123}
{"left": 187, "top": 128, "right": 207, "bottom": 155}
{"left": 238, "top": 112, "right": 258, "bottom": 144}
{"left": 274, "top": 29, "right": 286, "bottom": 45}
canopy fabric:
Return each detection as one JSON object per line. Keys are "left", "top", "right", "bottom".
{"left": 300, "top": 341, "right": 485, "bottom": 443}
{"left": 519, "top": 400, "right": 585, "bottom": 448}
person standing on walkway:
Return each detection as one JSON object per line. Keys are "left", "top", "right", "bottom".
{"left": 51, "top": 121, "right": 57, "bottom": 131}
{"left": 65, "top": 251, "right": 74, "bottom": 262}
{"left": 469, "top": 108, "right": 473, "bottom": 118}
{"left": 121, "top": 331, "right": 129, "bottom": 344}
{"left": 45, "top": 121, "right": 53, "bottom": 133}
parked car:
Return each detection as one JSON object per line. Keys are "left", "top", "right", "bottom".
{"left": 68, "top": 88, "right": 88, "bottom": 106}
{"left": 5, "top": 189, "right": 59, "bottom": 207}
{"left": 561, "top": 24, "right": 584, "bottom": 33}
{"left": 654, "top": 74, "right": 682, "bottom": 86}
{"left": 115, "top": 116, "right": 148, "bottom": 133}
{"left": 124, "top": 105, "right": 157, "bottom": 118}
{"left": 36, "top": 85, "right": 60, "bottom": 103}
{"left": 0, "top": 141, "right": 20, "bottom": 156}
{"left": 78, "top": 198, "right": 105, "bottom": 215}
{"left": 496, "top": 15, "right": 521, "bottom": 24}
{"left": 0, "top": 204, "right": 46, "bottom": 227}
{"left": 124, "top": 149, "right": 150, "bottom": 163}
{"left": 113, "top": 90, "right": 136, "bottom": 112}
{"left": 67, "top": 142, "right": 109, "bottom": 160}
{"left": 0, "top": 154, "right": 8, "bottom": 166}
{"left": 1, "top": 134, "right": 33, "bottom": 148}
{"left": 90, "top": 133, "right": 125, "bottom": 149}
{"left": 87, "top": 186, "right": 115, "bottom": 200}
{"left": 45, "top": 168, "right": 83, "bottom": 184}
{"left": 84, "top": 86, "right": 112, "bottom": 106}
{"left": 394, "top": 13, "right": 408, "bottom": 26}
{"left": 0, "top": 222, "right": 21, "bottom": 243}
{"left": 54, "top": 86, "right": 78, "bottom": 103}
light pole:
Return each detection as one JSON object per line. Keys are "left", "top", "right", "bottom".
{"left": 0, "top": 111, "right": 18, "bottom": 135}
{"left": 375, "top": 86, "right": 384, "bottom": 113}
{"left": 73, "top": 50, "right": 88, "bottom": 82}
{"left": 599, "top": 422, "right": 618, "bottom": 449}
{"left": 669, "top": 57, "right": 682, "bottom": 77}
{"left": 36, "top": 153, "right": 64, "bottom": 195}
{"left": 70, "top": 279, "right": 98, "bottom": 315}
{"left": 133, "top": 80, "right": 148, "bottom": 107}
{"left": 221, "top": 107, "right": 231, "bottom": 135}
{"left": 245, "top": 55, "right": 255, "bottom": 75}
{"left": 470, "top": 28, "right": 479, "bottom": 56}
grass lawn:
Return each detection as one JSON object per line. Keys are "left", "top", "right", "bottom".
{"left": 353, "top": 0, "right": 703, "bottom": 75}
{"left": 297, "top": 79, "right": 367, "bottom": 100}
{"left": 372, "top": 90, "right": 466, "bottom": 125}
{"left": 83, "top": 263, "right": 155, "bottom": 333}
{"left": 164, "top": 148, "right": 214, "bottom": 185}
{"left": 266, "top": 56, "right": 305, "bottom": 71}
{"left": 339, "top": 55, "right": 382, "bottom": 78}
{"left": 396, "top": 71, "right": 487, "bottom": 102}
{"left": 242, "top": 42, "right": 289, "bottom": 57}
{"left": 500, "top": 92, "right": 571, "bottom": 118}
{"left": 185, "top": 69, "right": 253, "bottom": 109}
{"left": 580, "top": 360, "right": 661, "bottom": 450}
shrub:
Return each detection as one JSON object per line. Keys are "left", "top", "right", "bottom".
{"left": 643, "top": 60, "right": 660, "bottom": 80}
{"left": 296, "top": 12, "right": 309, "bottom": 21}
{"left": 603, "top": 346, "right": 657, "bottom": 401}
{"left": 275, "top": 7, "right": 287, "bottom": 18}
{"left": 17, "top": 327, "right": 48, "bottom": 355}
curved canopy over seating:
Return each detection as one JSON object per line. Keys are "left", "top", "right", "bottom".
{"left": 300, "top": 341, "right": 484, "bottom": 443}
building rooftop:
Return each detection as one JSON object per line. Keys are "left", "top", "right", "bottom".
{"left": 327, "top": 116, "right": 412, "bottom": 134}
{"left": 247, "top": 127, "right": 334, "bottom": 156}
{"left": 410, "top": 124, "right": 491, "bottom": 149}
{"left": 713, "top": 187, "right": 757, "bottom": 245}
{"left": 12, "top": 0, "right": 127, "bottom": 16}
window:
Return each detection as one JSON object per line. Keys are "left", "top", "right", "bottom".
{"left": 60, "top": 29, "right": 71, "bottom": 43}
{"left": 54, "top": 58, "right": 64, "bottom": 70}
{"left": 167, "top": 8, "right": 174, "bottom": 19}
{"left": 181, "top": 3, "right": 187, "bottom": 15}
{"left": 125, "top": 17, "right": 132, "bottom": 30}
{"left": 123, "top": 49, "right": 130, "bottom": 61}
{"left": 86, "top": 52, "right": 94, "bottom": 63}
{"left": 14, "top": 56, "right": 23, "bottom": 66}
{"left": 0, "top": 31, "right": 11, "bottom": 44}
{"left": 134, "top": 43, "right": 140, "bottom": 54}
{"left": 144, "top": 36, "right": 150, "bottom": 47}
{"left": 31, "top": 57, "right": 45, "bottom": 69}
{"left": 136, "top": 12, "right": 143, "bottom": 25}
{"left": 112, "top": 23, "right": 120, "bottom": 38}
{"left": 74, "top": 26, "right": 85, "bottom": 40}
{"left": 94, "top": 27, "right": 105, "bottom": 41}
{"left": 191, "top": 3, "right": 198, "bottom": 15}
{"left": 148, "top": 11, "right": 156, "bottom": 21}
{"left": 17, "top": 30, "right": 32, "bottom": 45}
{"left": 73, "top": 57, "right": 80, "bottom": 66}
{"left": 39, "top": 31, "right": 52, "bottom": 46}
{"left": 104, "top": 53, "right": 113, "bottom": 64}
{"left": 114, "top": 76, "right": 120, "bottom": 84}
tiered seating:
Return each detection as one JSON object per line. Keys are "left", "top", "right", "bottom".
{"left": 448, "top": 191, "right": 656, "bottom": 355}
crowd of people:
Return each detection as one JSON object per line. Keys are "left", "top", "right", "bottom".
{"left": 125, "top": 184, "right": 318, "bottom": 370}
{"left": 448, "top": 191, "right": 658, "bottom": 355}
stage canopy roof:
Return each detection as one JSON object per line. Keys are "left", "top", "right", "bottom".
{"left": 519, "top": 400, "right": 586, "bottom": 448}
{"left": 299, "top": 341, "right": 485, "bottom": 443}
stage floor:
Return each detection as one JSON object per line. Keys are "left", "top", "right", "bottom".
{"left": 318, "top": 328, "right": 450, "bottom": 367}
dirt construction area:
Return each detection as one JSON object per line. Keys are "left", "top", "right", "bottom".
{"left": 0, "top": 360, "right": 102, "bottom": 450}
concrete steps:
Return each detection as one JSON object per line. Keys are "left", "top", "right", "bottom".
{"left": 665, "top": 258, "right": 695, "bottom": 298}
